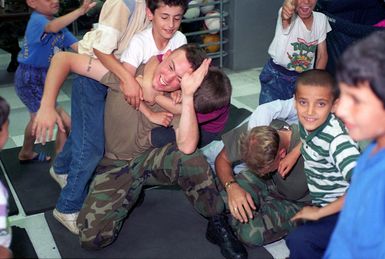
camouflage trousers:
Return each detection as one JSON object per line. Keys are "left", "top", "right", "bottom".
{"left": 77, "top": 143, "right": 224, "bottom": 249}
{"left": 220, "top": 170, "right": 306, "bottom": 247}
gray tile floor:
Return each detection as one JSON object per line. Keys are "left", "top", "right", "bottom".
{"left": 0, "top": 51, "right": 289, "bottom": 258}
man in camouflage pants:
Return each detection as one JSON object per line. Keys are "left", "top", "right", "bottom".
{"left": 212, "top": 118, "right": 311, "bottom": 247}
{"left": 76, "top": 47, "right": 247, "bottom": 259}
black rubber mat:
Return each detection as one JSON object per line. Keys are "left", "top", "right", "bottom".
{"left": 0, "top": 142, "right": 60, "bottom": 215}
{"left": 46, "top": 188, "right": 273, "bottom": 259}
{"left": 10, "top": 226, "right": 38, "bottom": 258}
{"left": 0, "top": 165, "right": 18, "bottom": 216}
{"left": 223, "top": 105, "right": 251, "bottom": 133}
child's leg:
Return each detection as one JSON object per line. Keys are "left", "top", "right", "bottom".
{"left": 45, "top": 52, "right": 109, "bottom": 98}
{"left": 54, "top": 107, "right": 71, "bottom": 154}
{"left": 18, "top": 113, "right": 51, "bottom": 161}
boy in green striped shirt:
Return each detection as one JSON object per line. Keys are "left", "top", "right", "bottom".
{"left": 285, "top": 69, "right": 360, "bottom": 259}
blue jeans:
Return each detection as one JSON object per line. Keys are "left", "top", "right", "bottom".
{"left": 258, "top": 59, "right": 299, "bottom": 105}
{"left": 286, "top": 213, "right": 339, "bottom": 259}
{"left": 55, "top": 76, "right": 107, "bottom": 213}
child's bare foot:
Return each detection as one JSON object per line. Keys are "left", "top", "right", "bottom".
{"left": 18, "top": 151, "right": 51, "bottom": 164}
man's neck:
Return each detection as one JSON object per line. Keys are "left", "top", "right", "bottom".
{"left": 278, "top": 129, "right": 292, "bottom": 150}
{"left": 141, "top": 56, "right": 162, "bottom": 104}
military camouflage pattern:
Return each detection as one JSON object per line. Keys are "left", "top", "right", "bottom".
{"left": 77, "top": 143, "right": 224, "bottom": 249}
{"left": 220, "top": 170, "right": 307, "bottom": 246}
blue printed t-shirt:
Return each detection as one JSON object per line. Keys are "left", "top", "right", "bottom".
{"left": 18, "top": 11, "right": 78, "bottom": 68}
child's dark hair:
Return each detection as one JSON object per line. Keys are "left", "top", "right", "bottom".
{"left": 295, "top": 69, "right": 339, "bottom": 100}
{"left": 194, "top": 67, "right": 232, "bottom": 114}
{"left": 0, "top": 96, "right": 10, "bottom": 131}
{"left": 336, "top": 30, "right": 385, "bottom": 108}
{"left": 146, "top": 0, "right": 188, "bottom": 14}
{"left": 176, "top": 43, "right": 207, "bottom": 71}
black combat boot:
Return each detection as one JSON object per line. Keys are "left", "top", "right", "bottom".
{"left": 206, "top": 213, "right": 248, "bottom": 259}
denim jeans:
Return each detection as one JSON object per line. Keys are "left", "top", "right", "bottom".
{"left": 258, "top": 59, "right": 299, "bottom": 105}
{"left": 55, "top": 76, "right": 107, "bottom": 213}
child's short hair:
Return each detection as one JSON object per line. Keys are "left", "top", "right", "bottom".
{"left": 240, "top": 126, "right": 280, "bottom": 176}
{"left": 194, "top": 67, "right": 232, "bottom": 114}
{"left": 336, "top": 30, "right": 385, "bottom": 108}
{"left": 146, "top": 0, "right": 188, "bottom": 14}
{"left": 0, "top": 96, "right": 10, "bottom": 131}
{"left": 295, "top": 69, "right": 339, "bottom": 101}
{"left": 176, "top": 43, "right": 207, "bottom": 72}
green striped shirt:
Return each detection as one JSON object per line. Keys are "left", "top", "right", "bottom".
{"left": 300, "top": 114, "right": 360, "bottom": 206}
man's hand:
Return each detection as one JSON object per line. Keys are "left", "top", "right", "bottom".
{"left": 291, "top": 206, "right": 321, "bottom": 221}
{"left": 32, "top": 107, "right": 65, "bottom": 145}
{"left": 120, "top": 79, "right": 143, "bottom": 110}
{"left": 227, "top": 184, "right": 256, "bottom": 223}
{"left": 78, "top": 0, "right": 97, "bottom": 15}
{"left": 181, "top": 58, "right": 211, "bottom": 98}
{"left": 282, "top": 0, "right": 295, "bottom": 21}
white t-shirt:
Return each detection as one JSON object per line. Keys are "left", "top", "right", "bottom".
{"left": 120, "top": 26, "right": 187, "bottom": 68}
{"left": 268, "top": 9, "right": 331, "bottom": 72}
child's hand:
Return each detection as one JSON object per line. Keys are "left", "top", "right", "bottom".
{"left": 291, "top": 206, "right": 321, "bottom": 221}
{"left": 282, "top": 0, "right": 295, "bottom": 21}
{"left": 227, "top": 184, "right": 257, "bottom": 223}
{"left": 181, "top": 58, "right": 211, "bottom": 98}
{"left": 148, "top": 111, "right": 174, "bottom": 127}
{"left": 120, "top": 80, "right": 144, "bottom": 109}
{"left": 78, "top": 0, "right": 97, "bottom": 15}
{"left": 278, "top": 151, "right": 297, "bottom": 177}
{"left": 170, "top": 90, "right": 182, "bottom": 104}
{"left": 32, "top": 107, "right": 65, "bottom": 145}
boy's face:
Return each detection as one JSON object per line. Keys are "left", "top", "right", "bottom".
{"left": 336, "top": 82, "right": 385, "bottom": 142}
{"left": 27, "top": 0, "right": 59, "bottom": 16}
{"left": 295, "top": 83, "right": 334, "bottom": 132}
{"left": 0, "top": 120, "right": 9, "bottom": 149}
{"left": 152, "top": 49, "right": 193, "bottom": 92}
{"left": 295, "top": 0, "right": 317, "bottom": 20}
{"left": 148, "top": 3, "right": 184, "bottom": 41}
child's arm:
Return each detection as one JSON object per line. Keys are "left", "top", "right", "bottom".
{"left": 45, "top": 0, "right": 96, "bottom": 33}
{"left": 32, "top": 52, "right": 109, "bottom": 143}
{"left": 281, "top": 0, "right": 295, "bottom": 29}
{"left": 278, "top": 142, "right": 302, "bottom": 177}
{"left": 315, "top": 40, "right": 328, "bottom": 69}
{"left": 94, "top": 52, "right": 143, "bottom": 110}
{"left": 216, "top": 148, "right": 256, "bottom": 223}
{"left": 291, "top": 195, "right": 345, "bottom": 221}
{"left": 139, "top": 102, "right": 173, "bottom": 127}
{"left": 154, "top": 94, "right": 182, "bottom": 115}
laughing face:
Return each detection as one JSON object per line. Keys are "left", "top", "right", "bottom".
{"left": 295, "top": 0, "right": 316, "bottom": 21}
{"left": 147, "top": 3, "right": 184, "bottom": 42}
{"left": 295, "top": 83, "right": 334, "bottom": 133}
{"left": 151, "top": 49, "right": 193, "bottom": 92}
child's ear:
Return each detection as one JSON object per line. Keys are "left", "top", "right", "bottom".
{"left": 146, "top": 7, "right": 154, "bottom": 21}
{"left": 332, "top": 97, "right": 340, "bottom": 113}
{"left": 26, "top": 0, "right": 36, "bottom": 8}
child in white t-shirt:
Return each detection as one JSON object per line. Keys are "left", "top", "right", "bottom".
{"left": 259, "top": 0, "right": 331, "bottom": 105}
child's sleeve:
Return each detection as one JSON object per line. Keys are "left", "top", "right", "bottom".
{"left": 92, "top": 0, "right": 132, "bottom": 55}
{"left": 248, "top": 97, "right": 297, "bottom": 129}
{"left": 330, "top": 134, "right": 360, "bottom": 182}
{"left": 120, "top": 35, "right": 144, "bottom": 68}
{"left": 316, "top": 13, "right": 332, "bottom": 44}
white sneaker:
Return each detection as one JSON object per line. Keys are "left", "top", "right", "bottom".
{"left": 53, "top": 209, "right": 79, "bottom": 235}
{"left": 49, "top": 167, "right": 68, "bottom": 189}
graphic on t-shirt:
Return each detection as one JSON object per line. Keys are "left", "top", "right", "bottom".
{"left": 287, "top": 38, "right": 318, "bottom": 72}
